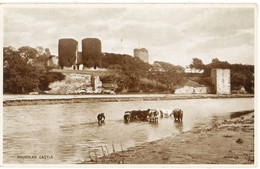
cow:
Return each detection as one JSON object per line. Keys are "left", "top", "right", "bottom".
{"left": 173, "top": 108, "right": 183, "bottom": 122}
{"left": 159, "top": 109, "right": 174, "bottom": 118}
{"left": 124, "top": 111, "right": 131, "bottom": 123}
{"left": 148, "top": 109, "right": 160, "bottom": 122}
{"left": 138, "top": 109, "right": 150, "bottom": 121}
{"left": 123, "top": 109, "right": 150, "bottom": 123}
{"left": 97, "top": 113, "right": 105, "bottom": 125}
{"left": 130, "top": 110, "right": 141, "bottom": 120}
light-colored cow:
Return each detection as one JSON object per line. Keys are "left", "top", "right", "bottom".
{"left": 148, "top": 109, "right": 160, "bottom": 122}
{"left": 159, "top": 109, "right": 174, "bottom": 118}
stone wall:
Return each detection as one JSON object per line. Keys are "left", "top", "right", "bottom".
{"left": 48, "top": 73, "right": 103, "bottom": 94}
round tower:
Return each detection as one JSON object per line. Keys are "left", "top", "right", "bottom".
{"left": 58, "top": 38, "right": 78, "bottom": 69}
{"left": 82, "top": 38, "right": 102, "bottom": 68}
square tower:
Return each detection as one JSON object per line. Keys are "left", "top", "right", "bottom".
{"left": 211, "top": 69, "right": 231, "bottom": 94}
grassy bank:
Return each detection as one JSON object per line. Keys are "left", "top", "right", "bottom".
{"left": 83, "top": 110, "right": 254, "bottom": 165}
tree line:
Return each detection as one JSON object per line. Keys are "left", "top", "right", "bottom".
{"left": 4, "top": 46, "right": 65, "bottom": 94}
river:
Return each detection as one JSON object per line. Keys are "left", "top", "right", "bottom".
{"left": 3, "top": 97, "right": 254, "bottom": 164}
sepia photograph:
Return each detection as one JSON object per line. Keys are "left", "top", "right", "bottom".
{"left": 1, "top": 2, "right": 257, "bottom": 167}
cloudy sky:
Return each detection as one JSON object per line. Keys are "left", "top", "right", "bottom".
{"left": 4, "top": 4, "right": 255, "bottom": 67}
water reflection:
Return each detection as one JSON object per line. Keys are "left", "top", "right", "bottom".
{"left": 149, "top": 121, "right": 159, "bottom": 128}
{"left": 98, "top": 121, "right": 105, "bottom": 126}
{"left": 174, "top": 121, "right": 183, "bottom": 133}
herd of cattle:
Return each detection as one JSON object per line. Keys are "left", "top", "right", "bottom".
{"left": 123, "top": 108, "right": 183, "bottom": 123}
{"left": 97, "top": 108, "right": 183, "bottom": 125}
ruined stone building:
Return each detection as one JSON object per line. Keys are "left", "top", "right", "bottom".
{"left": 82, "top": 38, "right": 102, "bottom": 68}
{"left": 58, "top": 38, "right": 78, "bottom": 69}
{"left": 134, "top": 48, "right": 149, "bottom": 63}
{"left": 211, "top": 69, "right": 231, "bottom": 94}
{"left": 75, "top": 52, "right": 84, "bottom": 70}
{"left": 57, "top": 38, "right": 102, "bottom": 70}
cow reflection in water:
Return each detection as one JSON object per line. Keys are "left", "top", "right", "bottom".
{"left": 174, "top": 120, "right": 183, "bottom": 132}
{"left": 97, "top": 113, "right": 105, "bottom": 126}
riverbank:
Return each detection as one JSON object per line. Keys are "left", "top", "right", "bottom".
{"left": 90, "top": 110, "right": 255, "bottom": 164}
{"left": 3, "top": 94, "right": 254, "bottom": 106}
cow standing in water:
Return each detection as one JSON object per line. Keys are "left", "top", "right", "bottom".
{"left": 123, "top": 109, "right": 150, "bottom": 123}
{"left": 97, "top": 113, "right": 105, "bottom": 125}
{"left": 173, "top": 108, "right": 183, "bottom": 122}
{"left": 148, "top": 109, "right": 160, "bottom": 122}
{"left": 159, "top": 109, "right": 174, "bottom": 118}
{"left": 124, "top": 111, "right": 131, "bottom": 123}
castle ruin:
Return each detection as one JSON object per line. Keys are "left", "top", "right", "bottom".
{"left": 134, "top": 48, "right": 149, "bottom": 63}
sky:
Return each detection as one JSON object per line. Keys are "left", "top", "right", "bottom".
{"left": 3, "top": 4, "right": 255, "bottom": 67}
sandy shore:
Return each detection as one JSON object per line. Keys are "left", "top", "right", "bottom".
{"left": 3, "top": 94, "right": 254, "bottom": 106}
{"left": 91, "top": 111, "right": 254, "bottom": 164}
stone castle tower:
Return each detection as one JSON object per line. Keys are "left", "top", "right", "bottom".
{"left": 133, "top": 48, "right": 149, "bottom": 63}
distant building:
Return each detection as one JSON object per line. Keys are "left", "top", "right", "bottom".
{"left": 211, "top": 69, "right": 231, "bottom": 94}
{"left": 185, "top": 68, "right": 204, "bottom": 74}
{"left": 175, "top": 80, "right": 210, "bottom": 94}
{"left": 134, "top": 48, "right": 149, "bottom": 63}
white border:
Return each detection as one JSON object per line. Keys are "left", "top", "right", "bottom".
{"left": 0, "top": 1, "right": 258, "bottom": 169}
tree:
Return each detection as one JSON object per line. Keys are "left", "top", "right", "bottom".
{"left": 4, "top": 47, "right": 40, "bottom": 93}
{"left": 231, "top": 73, "right": 247, "bottom": 90}
{"left": 18, "top": 46, "right": 38, "bottom": 61}
{"left": 189, "top": 58, "right": 205, "bottom": 70}
{"left": 4, "top": 46, "right": 65, "bottom": 94}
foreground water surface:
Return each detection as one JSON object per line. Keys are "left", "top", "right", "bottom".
{"left": 3, "top": 98, "right": 254, "bottom": 164}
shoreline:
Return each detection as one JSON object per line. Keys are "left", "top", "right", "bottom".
{"left": 86, "top": 110, "right": 255, "bottom": 164}
{"left": 3, "top": 94, "right": 254, "bottom": 106}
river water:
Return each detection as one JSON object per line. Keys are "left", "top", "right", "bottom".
{"left": 3, "top": 98, "right": 254, "bottom": 164}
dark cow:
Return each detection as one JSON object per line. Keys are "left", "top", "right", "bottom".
{"left": 97, "top": 113, "right": 105, "bottom": 125}
{"left": 123, "top": 109, "right": 150, "bottom": 123}
{"left": 173, "top": 108, "right": 183, "bottom": 122}
{"left": 124, "top": 111, "right": 131, "bottom": 123}
{"left": 130, "top": 110, "right": 140, "bottom": 120}
{"left": 138, "top": 109, "right": 150, "bottom": 121}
